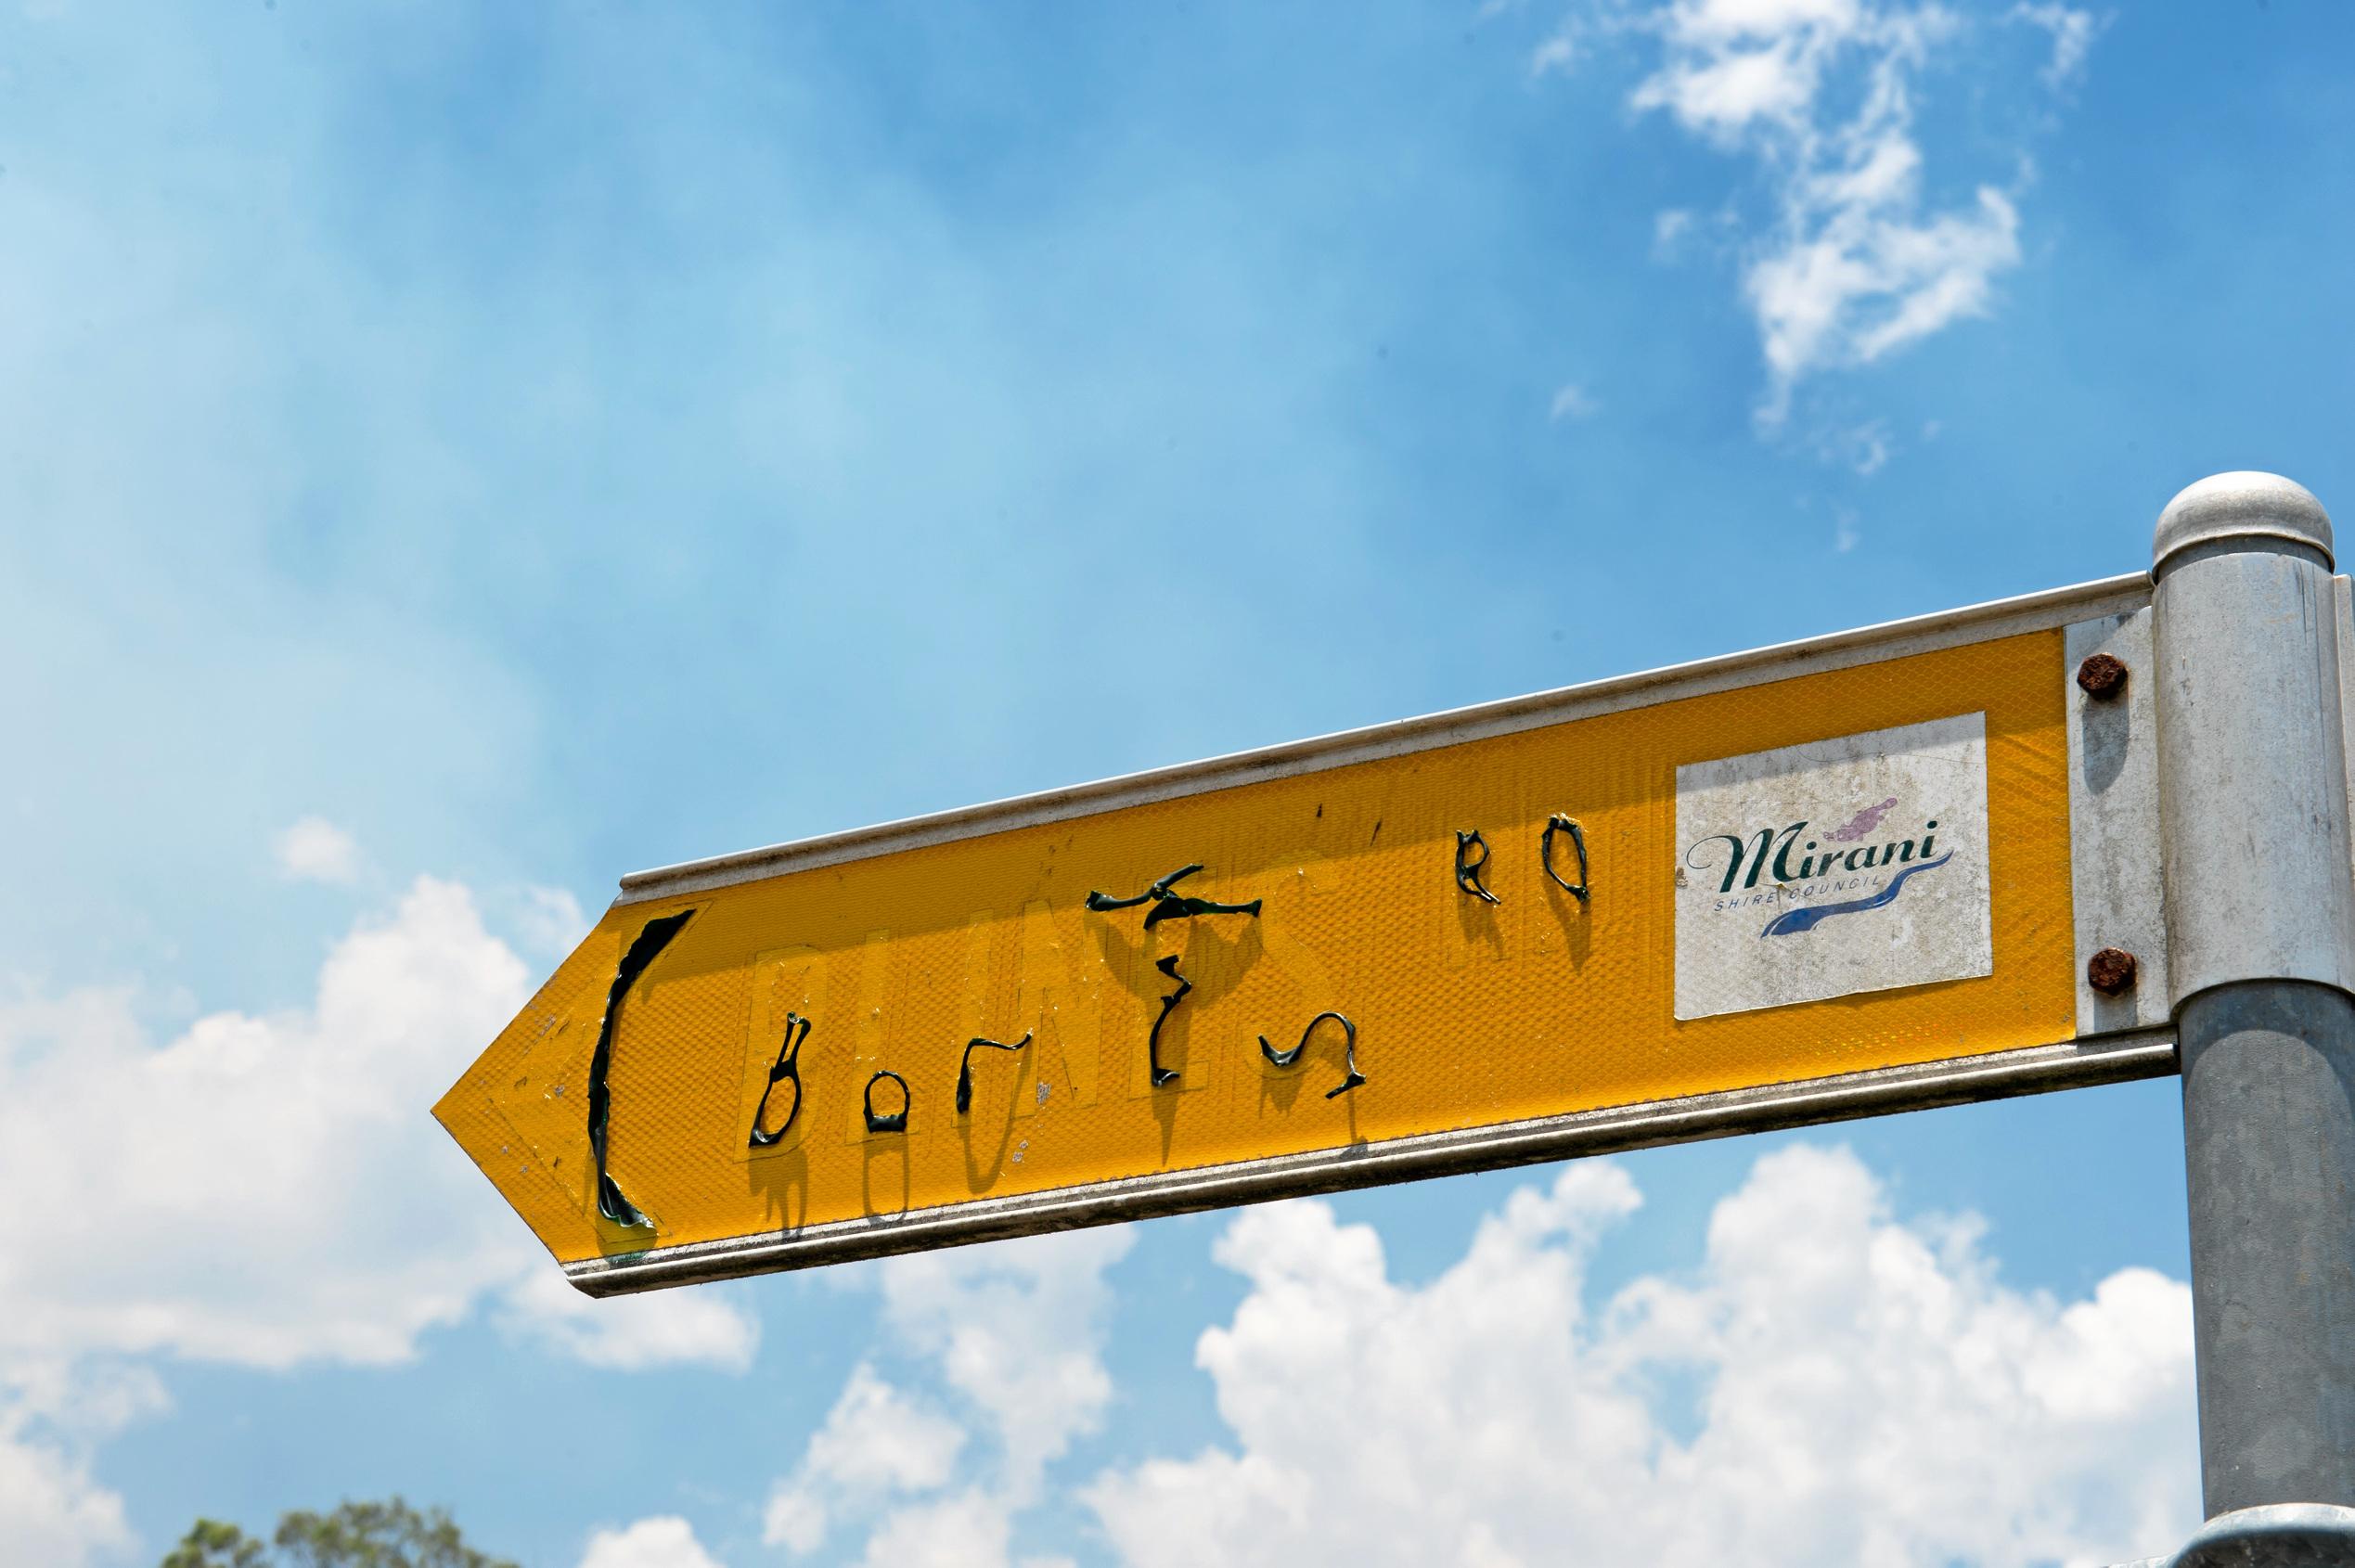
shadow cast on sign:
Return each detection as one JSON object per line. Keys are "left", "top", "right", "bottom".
{"left": 859, "top": 1073, "right": 913, "bottom": 1217}
{"left": 1094, "top": 915, "right": 1262, "bottom": 1078}
{"left": 1542, "top": 816, "right": 1595, "bottom": 968}
{"left": 2081, "top": 675, "right": 2133, "bottom": 796}
{"left": 860, "top": 1135, "right": 911, "bottom": 1218}
{"left": 1455, "top": 887, "right": 1505, "bottom": 959}
{"left": 1091, "top": 895, "right": 1263, "bottom": 1005}
{"left": 1256, "top": 1044, "right": 1309, "bottom": 1115}
{"left": 744, "top": 1144, "right": 808, "bottom": 1233}
{"left": 1545, "top": 878, "right": 1594, "bottom": 970}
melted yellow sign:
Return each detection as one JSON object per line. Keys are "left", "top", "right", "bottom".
{"left": 434, "top": 631, "right": 2074, "bottom": 1268}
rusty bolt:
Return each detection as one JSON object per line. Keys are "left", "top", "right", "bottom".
{"left": 2087, "top": 946, "right": 2138, "bottom": 996}
{"left": 2076, "top": 652, "right": 2129, "bottom": 701}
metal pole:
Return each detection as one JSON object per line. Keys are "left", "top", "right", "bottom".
{"left": 2152, "top": 473, "right": 2355, "bottom": 1545}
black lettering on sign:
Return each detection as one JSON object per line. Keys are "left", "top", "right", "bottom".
{"left": 1087, "top": 864, "right": 1263, "bottom": 929}
{"left": 956, "top": 1032, "right": 1034, "bottom": 1115}
{"left": 1259, "top": 1010, "right": 1366, "bottom": 1099}
{"left": 1541, "top": 814, "right": 1590, "bottom": 903}
{"left": 864, "top": 1069, "right": 910, "bottom": 1135}
{"left": 1148, "top": 954, "right": 1191, "bottom": 1088}
{"left": 748, "top": 1012, "right": 810, "bottom": 1148}
{"left": 1455, "top": 830, "right": 1500, "bottom": 905}
{"left": 587, "top": 909, "right": 694, "bottom": 1230}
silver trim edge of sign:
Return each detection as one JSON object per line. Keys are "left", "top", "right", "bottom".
{"left": 615, "top": 572, "right": 2156, "bottom": 905}
{"left": 564, "top": 1028, "right": 2178, "bottom": 1296}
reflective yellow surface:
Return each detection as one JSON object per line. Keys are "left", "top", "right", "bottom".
{"left": 434, "top": 631, "right": 2074, "bottom": 1265}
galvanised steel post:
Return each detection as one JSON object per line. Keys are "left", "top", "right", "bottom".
{"left": 2153, "top": 472, "right": 2355, "bottom": 1549}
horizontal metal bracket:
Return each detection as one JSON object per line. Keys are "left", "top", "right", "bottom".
{"left": 2067, "top": 609, "right": 2171, "bottom": 1036}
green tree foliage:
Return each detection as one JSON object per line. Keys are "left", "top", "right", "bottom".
{"left": 161, "top": 1498, "right": 518, "bottom": 1568}
{"left": 160, "top": 1519, "right": 265, "bottom": 1568}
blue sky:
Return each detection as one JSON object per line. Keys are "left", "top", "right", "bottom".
{"left": 2, "top": 2, "right": 2349, "bottom": 1564}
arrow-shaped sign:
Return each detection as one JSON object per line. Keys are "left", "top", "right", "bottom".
{"left": 436, "top": 572, "right": 2174, "bottom": 1296}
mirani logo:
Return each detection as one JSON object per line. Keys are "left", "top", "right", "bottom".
{"left": 1683, "top": 798, "right": 1952, "bottom": 939}
{"left": 1671, "top": 713, "right": 1990, "bottom": 1020}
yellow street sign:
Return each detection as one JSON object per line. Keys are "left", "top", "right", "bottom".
{"left": 436, "top": 577, "right": 2175, "bottom": 1294}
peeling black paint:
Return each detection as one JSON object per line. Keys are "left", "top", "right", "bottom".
{"left": 1542, "top": 814, "right": 1591, "bottom": 904}
{"left": 1260, "top": 1010, "right": 1365, "bottom": 1099}
{"left": 956, "top": 1032, "right": 1034, "bottom": 1114}
{"left": 748, "top": 1011, "right": 809, "bottom": 1149}
{"left": 1148, "top": 954, "right": 1191, "bottom": 1088}
{"left": 1087, "top": 864, "right": 1262, "bottom": 929}
{"left": 864, "top": 1070, "right": 910, "bottom": 1134}
{"left": 587, "top": 909, "right": 694, "bottom": 1229}
{"left": 1455, "top": 830, "right": 1500, "bottom": 905}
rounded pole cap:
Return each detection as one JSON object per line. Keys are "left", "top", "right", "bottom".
{"left": 2154, "top": 471, "right": 2334, "bottom": 580}
{"left": 2165, "top": 1503, "right": 2355, "bottom": 1567}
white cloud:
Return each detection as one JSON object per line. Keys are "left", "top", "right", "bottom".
{"left": 875, "top": 1227, "right": 1133, "bottom": 1496}
{"left": 273, "top": 815, "right": 363, "bottom": 884}
{"left": 1086, "top": 1146, "right": 2195, "bottom": 1568}
{"left": 1530, "top": 26, "right": 1579, "bottom": 76}
{"left": 1575, "top": 0, "right": 2094, "bottom": 423}
{"left": 579, "top": 1515, "right": 728, "bottom": 1568}
{"left": 0, "top": 1410, "right": 135, "bottom": 1568}
{"left": 748, "top": 1147, "right": 2190, "bottom": 1566}
{"left": 4, "top": 1359, "right": 170, "bottom": 1445}
{"left": 804, "top": 1372, "right": 968, "bottom": 1491}
{"left": 1653, "top": 206, "right": 1698, "bottom": 260}
{"left": 1549, "top": 382, "right": 1602, "bottom": 420}
{"left": 764, "top": 1488, "right": 828, "bottom": 1556}
{"left": 764, "top": 1227, "right": 1134, "bottom": 1562}
{"left": 511, "top": 884, "right": 591, "bottom": 960}
{"left": 1745, "top": 186, "right": 2020, "bottom": 405}
{"left": 765, "top": 1366, "right": 969, "bottom": 1553}
{"left": 0, "top": 1360, "right": 163, "bottom": 1562}
{"left": 2011, "top": 2, "right": 2101, "bottom": 87}
{"left": 0, "top": 869, "right": 750, "bottom": 1562}
{"left": 0, "top": 875, "right": 751, "bottom": 1374}
{"left": 843, "top": 1489, "right": 1075, "bottom": 1568}
{"left": 497, "top": 1268, "right": 759, "bottom": 1374}
{"left": 852, "top": 1489, "right": 1014, "bottom": 1568}
{"left": 1821, "top": 418, "right": 1891, "bottom": 474}
{"left": 0, "top": 878, "right": 526, "bottom": 1369}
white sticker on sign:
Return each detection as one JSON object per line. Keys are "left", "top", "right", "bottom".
{"left": 1674, "top": 713, "right": 1993, "bottom": 1021}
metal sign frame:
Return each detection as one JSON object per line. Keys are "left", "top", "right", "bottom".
{"left": 564, "top": 568, "right": 2170, "bottom": 1297}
